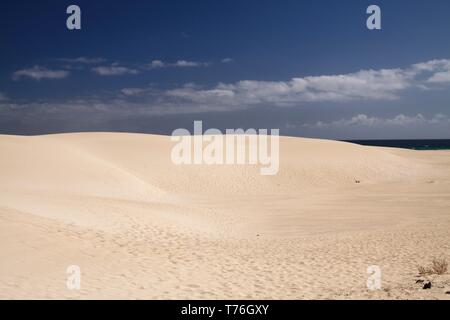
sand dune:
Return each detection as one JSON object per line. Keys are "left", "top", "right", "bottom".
{"left": 1, "top": 133, "right": 449, "bottom": 299}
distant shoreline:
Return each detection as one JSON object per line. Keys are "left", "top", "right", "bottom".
{"left": 346, "top": 139, "right": 450, "bottom": 150}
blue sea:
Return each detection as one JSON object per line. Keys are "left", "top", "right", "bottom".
{"left": 345, "top": 140, "right": 450, "bottom": 150}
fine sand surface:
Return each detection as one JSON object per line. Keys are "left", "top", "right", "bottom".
{"left": 0, "top": 132, "right": 449, "bottom": 299}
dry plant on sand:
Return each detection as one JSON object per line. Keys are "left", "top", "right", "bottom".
{"left": 418, "top": 257, "right": 448, "bottom": 275}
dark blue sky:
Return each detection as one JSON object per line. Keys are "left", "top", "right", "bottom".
{"left": 1, "top": 0, "right": 449, "bottom": 138}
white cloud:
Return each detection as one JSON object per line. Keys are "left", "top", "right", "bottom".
{"left": 148, "top": 60, "right": 165, "bottom": 69}
{"left": 12, "top": 66, "right": 70, "bottom": 81}
{"left": 428, "top": 71, "right": 450, "bottom": 83}
{"left": 121, "top": 88, "right": 149, "bottom": 96}
{"left": 92, "top": 64, "right": 139, "bottom": 76}
{"left": 410, "top": 59, "right": 450, "bottom": 83}
{"left": 161, "top": 59, "right": 450, "bottom": 109}
{"left": 146, "top": 59, "right": 210, "bottom": 69}
{"left": 309, "top": 114, "right": 450, "bottom": 128}
{"left": 221, "top": 58, "right": 234, "bottom": 63}
{"left": 411, "top": 59, "right": 450, "bottom": 72}
{"left": 164, "top": 69, "right": 408, "bottom": 108}
{"left": 173, "top": 60, "right": 209, "bottom": 68}
{"left": 58, "top": 57, "right": 106, "bottom": 64}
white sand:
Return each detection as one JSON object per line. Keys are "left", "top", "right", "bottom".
{"left": 0, "top": 132, "right": 449, "bottom": 299}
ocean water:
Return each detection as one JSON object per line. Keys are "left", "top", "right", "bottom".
{"left": 345, "top": 139, "right": 450, "bottom": 150}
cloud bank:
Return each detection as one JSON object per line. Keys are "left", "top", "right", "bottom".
{"left": 8, "top": 58, "right": 446, "bottom": 115}
{"left": 12, "top": 66, "right": 70, "bottom": 81}
{"left": 308, "top": 113, "right": 450, "bottom": 128}
{"left": 160, "top": 59, "right": 450, "bottom": 109}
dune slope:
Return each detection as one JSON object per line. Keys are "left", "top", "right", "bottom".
{"left": 1, "top": 133, "right": 449, "bottom": 299}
